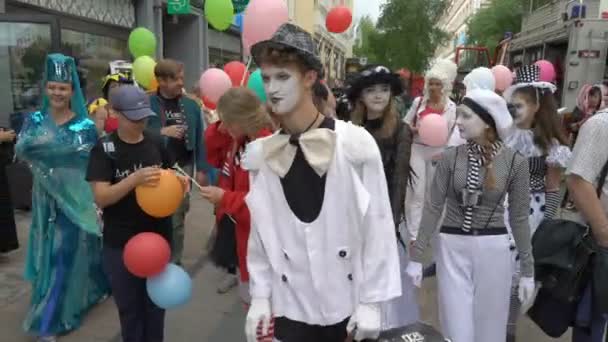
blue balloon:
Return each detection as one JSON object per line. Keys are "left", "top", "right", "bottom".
{"left": 234, "top": 13, "right": 244, "bottom": 33}
{"left": 146, "top": 263, "right": 192, "bottom": 309}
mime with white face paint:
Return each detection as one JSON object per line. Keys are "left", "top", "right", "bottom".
{"left": 347, "top": 65, "right": 420, "bottom": 332}
{"left": 502, "top": 65, "right": 571, "bottom": 342}
{"left": 241, "top": 24, "right": 401, "bottom": 342}
{"left": 405, "top": 89, "right": 535, "bottom": 342}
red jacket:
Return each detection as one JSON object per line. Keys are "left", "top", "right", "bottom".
{"left": 205, "top": 122, "right": 272, "bottom": 282}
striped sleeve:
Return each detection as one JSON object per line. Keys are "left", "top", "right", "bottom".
{"left": 410, "top": 146, "right": 454, "bottom": 262}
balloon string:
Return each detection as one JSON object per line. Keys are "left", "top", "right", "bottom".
{"left": 173, "top": 164, "right": 204, "bottom": 191}
{"left": 241, "top": 57, "right": 252, "bottom": 86}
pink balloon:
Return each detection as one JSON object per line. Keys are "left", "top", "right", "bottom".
{"left": 491, "top": 65, "right": 513, "bottom": 92}
{"left": 534, "top": 60, "right": 556, "bottom": 82}
{"left": 242, "top": 0, "right": 289, "bottom": 55}
{"left": 419, "top": 114, "right": 449, "bottom": 147}
{"left": 199, "top": 68, "right": 232, "bottom": 103}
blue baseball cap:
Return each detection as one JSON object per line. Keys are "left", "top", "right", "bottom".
{"left": 109, "top": 85, "right": 156, "bottom": 121}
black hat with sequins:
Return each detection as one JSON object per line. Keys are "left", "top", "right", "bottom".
{"left": 503, "top": 64, "right": 556, "bottom": 101}
{"left": 346, "top": 64, "right": 403, "bottom": 102}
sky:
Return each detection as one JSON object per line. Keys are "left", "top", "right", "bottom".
{"left": 354, "top": 0, "right": 381, "bottom": 22}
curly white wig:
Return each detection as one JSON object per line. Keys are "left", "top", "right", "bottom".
{"left": 424, "top": 59, "right": 458, "bottom": 101}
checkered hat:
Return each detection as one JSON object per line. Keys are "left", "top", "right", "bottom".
{"left": 251, "top": 23, "right": 323, "bottom": 72}
{"left": 503, "top": 64, "right": 556, "bottom": 101}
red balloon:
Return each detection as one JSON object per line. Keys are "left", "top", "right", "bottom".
{"left": 326, "top": 6, "right": 353, "bottom": 33}
{"left": 224, "top": 61, "right": 250, "bottom": 86}
{"left": 123, "top": 232, "right": 170, "bottom": 278}
{"left": 202, "top": 96, "right": 217, "bottom": 110}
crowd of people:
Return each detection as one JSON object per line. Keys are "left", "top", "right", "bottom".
{"left": 0, "top": 21, "right": 607, "bottom": 342}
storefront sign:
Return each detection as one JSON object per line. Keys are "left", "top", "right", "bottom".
{"left": 168, "top": 0, "right": 190, "bottom": 15}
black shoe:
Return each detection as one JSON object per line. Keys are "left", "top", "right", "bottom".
{"left": 423, "top": 263, "right": 436, "bottom": 278}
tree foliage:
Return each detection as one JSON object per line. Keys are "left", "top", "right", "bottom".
{"left": 352, "top": 15, "right": 379, "bottom": 63}
{"left": 467, "top": 0, "right": 526, "bottom": 53}
{"left": 353, "top": 0, "right": 450, "bottom": 73}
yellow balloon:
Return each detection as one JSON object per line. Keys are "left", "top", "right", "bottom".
{"left": 133, "top": 56, "right": 156, "bottom": 89}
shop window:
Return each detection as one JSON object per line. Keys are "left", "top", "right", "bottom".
{"left": 0, "top": 22, "right": 52, "bottom": 125}
{"left": 208, "top": 47, "right": 242, "bottom": 68}
{"left": 60, "top": 29, "right": 129, "bottom": 101}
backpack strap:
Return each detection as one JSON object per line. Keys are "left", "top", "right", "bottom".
{"left": 596, "top": 158, "right": 608, "bottom": 198}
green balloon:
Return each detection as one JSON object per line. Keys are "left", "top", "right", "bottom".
{"left": 247, "top": 69, "right": 267, "bottom": 103}
{"left": 205, "top": 0, "right": 235, "bottom": 31}
{"left": 128, "top": 27, "right": 157, "bottom": 58}
{"left": 133, "top": 56, "right": 156, "bottom": 89}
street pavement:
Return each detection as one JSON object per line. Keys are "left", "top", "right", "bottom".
{"left": 0, "top": 195, "right": 572, "bottom": 342}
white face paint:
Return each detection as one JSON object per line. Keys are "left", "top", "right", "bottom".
{"left": 510, "top": 93, "right": 534, "bottom": 126}
{"left": 261, "top": 66, "right": 303, "bottom": 115}
{"left": 362, "top": 84, "right": 391, "bottom": 113}
{"left": 456, "top": 105, "right": 489, "bottom": 140}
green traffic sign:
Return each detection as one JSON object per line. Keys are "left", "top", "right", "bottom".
{"left": 232, "top": 0, "right": 249, "bottom": 13}
{"left": 168, "top": 0, "right": 190, "bottom": 15}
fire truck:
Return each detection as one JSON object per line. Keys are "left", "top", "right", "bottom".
{"left": 453, "top": 0, "right": 608, "bottom": 111}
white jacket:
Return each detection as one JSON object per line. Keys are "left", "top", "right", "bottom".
{"left": 244, "top": 120, "right": 401, "bottom": 326}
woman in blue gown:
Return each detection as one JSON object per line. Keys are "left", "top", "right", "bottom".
{"left": 16, "top": 53, "right": 109, "bottom": 342}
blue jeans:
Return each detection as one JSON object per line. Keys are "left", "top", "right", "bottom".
{"left": 103, "top": 247, "right": 165, "bottom": 342}
{"left": 572, "top": 284, "right": 607, "bottom": 342}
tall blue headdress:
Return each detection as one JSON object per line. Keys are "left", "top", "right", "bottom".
{"left": 41, "top": 53, "right": 88, "bottom": 121}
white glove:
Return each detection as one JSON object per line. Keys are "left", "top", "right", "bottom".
{"left": 518, "top": 277, "right": 538, "bottom": 313}
{"left": 346, "top": 303, "right": 381, "bottom": 341}
{"left": 405, "top": 261, "right": 423, "bottom": 288}
{"left": 245, "top": 298, "right": 272, "bottom": 342}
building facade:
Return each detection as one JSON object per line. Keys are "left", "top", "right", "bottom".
{"left": 287, "top": 0, "right": 354, "bottom": 85}
{"left": 0, "top": 0, "right": 242, "bottom": 126}
{"left": 435, "top": 0, "right": 491, "bottom": 60}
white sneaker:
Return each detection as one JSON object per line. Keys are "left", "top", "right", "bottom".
{"left": 217, "top": 273, "right": 238, "bottom": 294}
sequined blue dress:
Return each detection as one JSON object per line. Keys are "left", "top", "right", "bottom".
{"left": 15, "top": 53, "right": 109, "bottom": 336}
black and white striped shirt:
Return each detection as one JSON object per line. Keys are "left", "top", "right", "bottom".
{"left": 411, "top": 144, "right": 534, "bottom": 277}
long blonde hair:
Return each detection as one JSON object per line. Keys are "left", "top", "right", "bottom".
{"left": 350, "top": 97, "right": 399, "bottom": 138}
{"left": 217, "top": 87, "right": 275, "bottom": 136}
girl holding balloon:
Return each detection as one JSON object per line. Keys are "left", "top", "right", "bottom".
{"left": 402, "top": 59, "right": 465, "bottom": 244}
{"left": 203, "top": 87, "right": 275, "bottom": 341}
{"left": 347, "top": 64, "right": 420, "bottom": 331}
{"left": 203, "top": 87, "right": 274, "bottom": 303}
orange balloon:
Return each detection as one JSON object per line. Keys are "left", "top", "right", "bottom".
{"left": 149, "top": 77, "right": 159, "bottom": 91}
{"left": 135, "top": 170, "right": 184, "bottom": 218}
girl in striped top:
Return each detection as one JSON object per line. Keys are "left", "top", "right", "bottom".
{"left": 406, "top": 89, "right": 535, "bottom": 342}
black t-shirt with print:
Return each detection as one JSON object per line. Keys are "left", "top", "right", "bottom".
{"left": 159, "top": 95, "right": 192, "bottom": 166}
{"left": 86, "top": 132, "right": 175, "bottom": 249}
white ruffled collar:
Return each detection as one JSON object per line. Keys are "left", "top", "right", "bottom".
{"left": 505, "top": 128, "right": 572, "bottom": 168}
